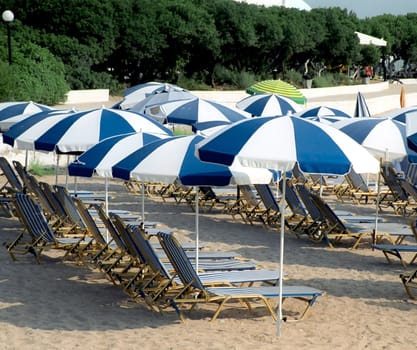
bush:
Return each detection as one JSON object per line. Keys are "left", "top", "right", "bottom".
{"left": 0, "top": 42, "right": 69, "bottom": 105}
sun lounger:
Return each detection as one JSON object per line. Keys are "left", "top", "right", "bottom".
{"left": 157, "top": 231, "right": 324, "bottom": 321}
{"left": 5, "top": 193, "right": 90, "bottom": 263}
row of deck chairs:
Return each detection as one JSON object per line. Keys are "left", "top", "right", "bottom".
{"left": 3, "top": 186, "right": 325, "bottom": 321}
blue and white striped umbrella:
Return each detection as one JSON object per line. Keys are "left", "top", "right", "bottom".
{"left": 129, "top": 88, "right": 196, "bottom": 123}
{"left": 0, "top": 101, "right": 54, "bottom": 131}
{"left": 68, "top": 131, "right": 169, "bottom": 178}
{"left": 120, "top": 82, "right": 186, "bottom": 110}
{"left": 195, "top": 115, "right": 379, "bottom": 333}
{"left": 335, "top": 117, "right": 413, "bottom": 162}
{"left": 294, "top": 106, "right": 351, "bottom": 119}
{"left": 112, "top": 134, "right": 274, "bottom": 186}
{"left": 31, "top": 107, "right": 173, "bottom": 154}
{"left": 112, "top": 134, "right": 275, "bottom": 274}
{"left": 236, "top": 93, "right": 302, "bottom": 117}
{"left": 383, "top": 106, "right": 417, "bottom": 123}
{"left": 3, "top": 109, "right": 77, "bottom": 150}
{"left": 303, "top": 115, "right": 350, "bottom": 125}
{"left": 148, "top": 98, "right": 250, "bottom": 126}
{"left": 196, "top": 116, "right": 379, "bottom": 175}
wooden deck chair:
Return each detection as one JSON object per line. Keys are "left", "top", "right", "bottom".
{"left": 224, "top": 184, "right": 258, "bottom": 224}
{"left": 405, "top": 162, "right": 417, "bottom": 187}
{"left": 294, "top": 183, "right": 328, "bottom": 240}
{"left": 380, "top": 163, "right": 409, "bottom": 206}
{"left": 121, "top": 222, "right": 282, "bottom": 305}
{"left": 396, "top": 179, "right": 417, "bottom": 216}
{"left": 12, "top": 160, "right": 32, "bottom": 191}
{"left": 400, "top": 267, "right": 417, "bottom": 299}
{"left": 5, "top": 193, "right": 90, "bottom": 263}
{"left": 246, "top": 184, "right": 282, "bottom": 228}
{"left": 372, "top": 219, "right": 417, "bottom": 267}
{"left": 157, "top": 231, "right": 324, "bottom": 321}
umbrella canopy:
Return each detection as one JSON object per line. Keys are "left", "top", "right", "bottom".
{"left": 334, "top": 117, "right": 412, "bottom": 162}
{"left": 303, "top": 115, "right": 350, "bottom": 125}
{"left": 129, "top": 87, "right": 196, "bottom": 123}
{"left": 236, "top": 93, "right": 302, "bottom": 117}
{"left": 353, "top": 92, "right": 371, "bottom": 117}
{"left": 68, "top": 131, "right": 169, "bottom": 178}
{"left": 196, "top": 116, "right": 379, "bottom": 175}
{"left": 31, "top": 107, "right": 173, "bottom": 154}
{"left": 383, "top": 106, "right": 417, "bottom": 123}
{"left": 148, "top": 98, "right": 250, "bottom": 126}
{"left": 0, "top": 101, "right": 54, "bottom": 131}
{"left": 120, "top": 82, "right": 172, "bottom": 110}
{"left": 294, "top": 106, "right": 351, "bottom": 119}
{"left": 246, "top": 80, "right": 307, "bottom": 105}
{"left": 112, "top": 134, "right": 274, "bottom": 185}
{"left": 3, "top": 109, "right": 77, "bottom": 150}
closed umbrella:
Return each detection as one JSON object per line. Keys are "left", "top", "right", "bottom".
{"left": 195, "top": 115, "right": 379, "bottom": 336}
{"left": 236, "top": 93, "right": 302, "bottom": 117}
{"left": 246, "top": 80, "right": 306, "bottom": 105}
{"left": 353, "top": 92, "right": 371, "bottom": 117}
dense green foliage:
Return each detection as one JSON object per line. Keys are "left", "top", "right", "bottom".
{"left": 0, "top": 0, "right": 416, "bottom": 103}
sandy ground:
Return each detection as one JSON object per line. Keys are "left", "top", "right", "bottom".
{"left": 0, "top": 175, "right": 417, "bottom": 350}
{"left": 1, "top": 83, "right": 417, "bottom": 349}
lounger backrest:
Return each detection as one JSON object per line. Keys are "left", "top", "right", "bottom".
{"left": 54, "top": 185, "right": 86, "bottom": 228}
{"left": 381, "top": 163, "right": 408, "bottom": 201}
{"left": 279, "top": 179, "right": 306, "bottom": 216}
{"left": 93, "top": 204, "right": 127, "bottom": 251}
{"left": 0, "top": 156, "right": 24, "bottom": 191}
{"left": 127, "top": 224, "right": 171, "bottom": 279}
{"left": 12, "top": 160, "right": 32, "bottom": 190}
{"left": 406, "top": 163, "right": 417, "bottom": 186}
{"left": 109, "top": 213, "right": 146, "bottom": 262}
{"left": 254, "top": 184, "right": 279, "bottom": 211}
{"left": 309, "top": 192, "right": 346, "bottom": 231}
{"left": 39, "top": 182, "right": 68, "bottom": 219}
{"left": 73, "top": 198, "right": 106, "bottom": 245}
{"left": 346, "top": 170, "right": 369, "bottom": 192}
{"left": 239, "top": 185, "right": 258, "bottom": 207}
{"left": 157, "top": 231, "right": 205, "bottom": 290}
{"left": 14, "top": 193, "right": 55, "bottom": 243}
{"left": 295, "top": 183, "right": 323, "bottom": 221}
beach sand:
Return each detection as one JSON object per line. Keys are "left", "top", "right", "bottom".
{"left": 1, "top": 83, "right": 417, "bottom": 349}
{"left": 1, "top": 176, "right": 417, "bottom": 350}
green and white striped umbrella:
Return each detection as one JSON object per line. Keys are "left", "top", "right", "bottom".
{"left": 246, "top": 79, "right": 307, "bottom": 105}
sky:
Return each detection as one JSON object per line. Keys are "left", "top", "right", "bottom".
{"left": 306, "top": 0, "right": 417, "bottom": 18}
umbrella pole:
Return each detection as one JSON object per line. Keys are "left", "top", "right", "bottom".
{"left": 141, "top": 181, "right": 145, "bottom": 223}
{"left": 195, "top": 186, "right": 199, "bottom": 274}
{"left": 55, "top": 154, "right": 60, "bottom": 185}
{"left": 24, "top": 150, "right": 28, "bottom": 169}
{"left": 277, "top": 172, "right": 286, "bottom": 337}
{"left": 373, "top": 164, "right": 382, "bottom": 248}
{"left": 65, "top": 154, "right": 70, "bottom": 189}
{"left": 105, "top": 176, "right": 109, "bottom": 242}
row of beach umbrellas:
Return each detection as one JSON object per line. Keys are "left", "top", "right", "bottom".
{"left": 1, "top": 81, "right": 417, "bottom": 336}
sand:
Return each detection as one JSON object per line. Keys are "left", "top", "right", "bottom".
{"left": 1, "top": 83, "right": 417, "bottom": 349}
{"left": 1, "top": 175, "right": 417, "bottom": 350}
